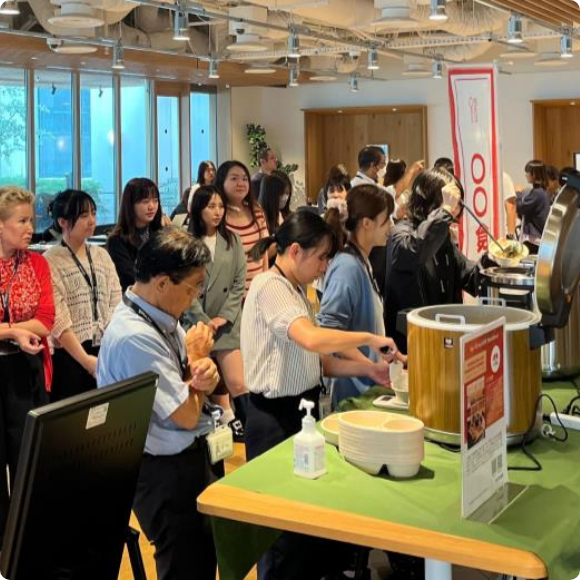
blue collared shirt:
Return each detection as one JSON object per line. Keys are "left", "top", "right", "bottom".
{"left": 97, "top": 288, "right": 211, "bottom": 455}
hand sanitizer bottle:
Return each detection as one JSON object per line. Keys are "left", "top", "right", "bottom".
{"left": 294, "top": 399, "right": 327, "bottom": 479}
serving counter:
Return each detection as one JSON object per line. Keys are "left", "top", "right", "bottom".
{"left": 198, "top": 382, "right": 580, "bottom": 580}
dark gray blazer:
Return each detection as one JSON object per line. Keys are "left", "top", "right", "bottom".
{"left": 183, "top": 232, "right": 246, "bottom": 351}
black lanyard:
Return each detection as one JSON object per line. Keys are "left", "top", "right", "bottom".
{"left": 344, "top": 243, "right": 383, "bottom": 303}
{"left": 122, "top": 294, "right": 189, "bottom": 380}
{"left": 62, "top": 241, "right": 99, "bottom": 324}
{"left": 0, "top": 254, "right": 20, "bottom": 319}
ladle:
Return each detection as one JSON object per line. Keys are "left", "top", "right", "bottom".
{"left": 460, "top": 201, "right": 514, "bottom": 255}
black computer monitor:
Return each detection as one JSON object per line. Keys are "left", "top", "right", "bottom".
{"left": 0, "top": 372, "right": 158, "bottom": 580}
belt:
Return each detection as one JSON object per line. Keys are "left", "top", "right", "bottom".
{"left": 0, "top": 340, "right": 20, "bottom": 356}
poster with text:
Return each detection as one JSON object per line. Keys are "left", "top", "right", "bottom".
{"left": 448, "top": 64, "right": 504, "bottom": 260}
{"left": 460, "top": 317, "right": 508, "bottom": 519}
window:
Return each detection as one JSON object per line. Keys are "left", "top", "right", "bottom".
{"left": 0, "top": 68, "right": 27, "bottom": 189}
{"left": 34, "top": 71, "right": 73, "bottom": 232}
{"left": 190, "top": 88, "right": 217, "bottom": 180}
{"left": 121, "top": 77, "right": 150, "bottom": 190}
{"left": 80, "top": 73, "right": 116, "bottom": 225}
{"left": 157, "top": 95, "right": 180, "bottom": 216}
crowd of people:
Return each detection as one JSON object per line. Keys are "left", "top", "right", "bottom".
{"left": 0, "top": 149, "right": 567, "bottom": 580}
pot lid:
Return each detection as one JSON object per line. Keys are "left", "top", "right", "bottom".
{"left": 535, "top": 172, "right": 580, "bottom": 322}
{"left": 482, "top": 266, "right": 535, "bottom": 287}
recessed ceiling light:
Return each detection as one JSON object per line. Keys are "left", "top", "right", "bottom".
{"left": 309, "top": 75, "right": 338, "bottom": 81}
{"left": 226, "top": 36, "right": 269, "bottom": 53}
{"left": 571, "top": 102, "right": 576, "bottom": 106}
{"left": 392, "top": 108, "right": 397, "bottom": 112}
{"left": 48, "top": 3, "right": 104, "bottom": 28}
{"left": 499, "top": 46, "right": 536, "bottom": 59}
{"left": 30, "top": 57, "right": 37, "bottom": 60}
{"left": 54, "top": 43, "right": 98, "bottom": 55}
{"left": 244, "top": 67, "right": 277, "bottom": 75}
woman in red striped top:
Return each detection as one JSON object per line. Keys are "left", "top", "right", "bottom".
{"left": 215, "top": 161, "right": 268, "bottom": 295}
{"left": 0, "top": 186, "right": 55, "bottom": 543}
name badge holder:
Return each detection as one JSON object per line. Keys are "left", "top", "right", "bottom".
{"left": 207, "top": 408, "right": 234, "bottom": 465}
{"left": 318, "top": 382, "right": 332, "bottom": 421}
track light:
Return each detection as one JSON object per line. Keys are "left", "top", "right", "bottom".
{"left": 507, "top": 14, "right": 523, "bottom": 44}
{"left": 560, "top": 32, "right": 573, "bottom": 59}
{"left": 289, "top": 67, "right": 299, "bottom": 87}
{"left": 432, "top": 59, "right": 443, "bottom": 79}
{"left": 429, "top": 0, "right": 448, "bottom": 22}
{"left": 208, "top": 58, "right": 220, "bottom": 79}
{"left": 173, "top": 11, "right": 189, "bottom": 41}
{"left": 287, "top": 30, "right": 300, "bottom": 58}
{"left": 0, "top": 0, "right": 20, "bottom": 15}
{"left": 111, "top": 42, "right": 125, "bottom": 70}
{"left": 349, "top": 74, "right": 359, "bottom": 93}
{"left": 367, "top": 48, "right": 379, "bottom": 71}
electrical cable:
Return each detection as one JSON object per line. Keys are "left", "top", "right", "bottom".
{"left": 508, "top": 393, "right": 568, "bottom": 472}
{"left": 562, "top": 394, "right": 580, "bottom": 416}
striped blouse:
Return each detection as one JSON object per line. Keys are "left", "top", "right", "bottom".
{"left": 241, "top": 271, "right": 321, "bottom": 398}
{"left": 226, "top": 209, "right": 268, "bottom": 294}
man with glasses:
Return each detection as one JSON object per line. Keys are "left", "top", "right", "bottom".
{"left": 97, "top": 228, "right": 221, "bottom": 580}
{"left": 251, "top": 146, "right": 278, "bottom": 199}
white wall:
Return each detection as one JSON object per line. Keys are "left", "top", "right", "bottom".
{"left": 225, "top": 69, "right": 580, "bottom": 204}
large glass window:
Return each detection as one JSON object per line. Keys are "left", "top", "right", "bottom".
{"left": 121, "top": 77, "right": 150, "bottom": 190}
{"left": 80, "top": 73, "right": 116, "bottom": 225}
{"left": 34, "top": 71, "right": 73, "bottom": 232}
{"left": 190, "top": 88, "right": 217, "bottom": 179}
{"left": 0, "top": 68, "right": 27, "bottom": 189}
{"left": 157, "top": 95, "right": 180, "bottom": 216}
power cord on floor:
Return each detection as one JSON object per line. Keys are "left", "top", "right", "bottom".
{"left": 508, "top": 393, "right": 568, "bottom": 472}
{"left": 563, "top": 394, "right": 580, "bottom": 416}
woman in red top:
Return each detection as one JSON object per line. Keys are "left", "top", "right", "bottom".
{"left": 0, "top": 186, "right": 54, "bottom": 543}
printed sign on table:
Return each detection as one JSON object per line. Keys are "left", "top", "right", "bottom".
{"left": 460, "top": 317, "right": 508, "bottom": 519}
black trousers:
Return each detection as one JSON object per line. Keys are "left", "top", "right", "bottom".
{"left": 132, "top": 439, "right": 224, "bottom": 580}
{"left": 50, "top": 342, "right": 99, "bottom": 403}
{"left": 0, "top": 351, "right": 47, "bottom": 545}
{"left": 246, "top": 389, "right": 354, "bottom": 580}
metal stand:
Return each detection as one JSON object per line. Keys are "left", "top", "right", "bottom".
{"left": 125, "top": 526, "right": 148, "bottom": 580}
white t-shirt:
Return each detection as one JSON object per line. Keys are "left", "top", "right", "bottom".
{"left": 241, "top": 271, "right": 321, "bottom": 398}
{"left": 202, "top": 234, "right": 217, "bottom": 261}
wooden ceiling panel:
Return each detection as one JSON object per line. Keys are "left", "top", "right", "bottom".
{"left": 487, "top": 0, "right": 580, "bottom": 27}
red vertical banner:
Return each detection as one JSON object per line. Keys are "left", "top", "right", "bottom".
{"left": 448, "top": 64, "right": 503, "bottom": 260}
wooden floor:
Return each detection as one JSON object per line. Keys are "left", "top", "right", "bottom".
{"left": 117, "top": 442, "right": 256, "bottom": 580}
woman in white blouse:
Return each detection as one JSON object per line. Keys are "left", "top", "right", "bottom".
{"left": 45, "top": 190, "right": 121, "bottom": 401}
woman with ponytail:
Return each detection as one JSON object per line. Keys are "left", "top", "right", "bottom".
{"left": 317, "top": 183, "right": 398, "bottom": 406}
{"left": 241, "top": 210, "right": 395, "bottom": 579}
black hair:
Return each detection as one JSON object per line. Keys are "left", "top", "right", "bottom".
{"left": 215, "top": 160, "right": 261, "bottom": 226}
{"left": 111, "top": 178, "right": 163, "bottom": 247}
{"left": 188, "top": 185, "right": 233, "bottom": 248}
{"left": 258, "top": 173, "right": 288, "bottom": 237}
{"left": 545, "top": 165, "right": 560, "bottom": 183}
{"left": 524, "top": 160, "right": 547, "bottom": 189}
{"left": 406, "top": 168, "right": 464, "bottom": 226}
{"left": 384, "top": 159, "right": 407, "bottom": 187}
{"left": 258, "top": 147, "right": 273, "bottom": 163}
{"left": 196, "top": 160, "right": 216, "bottom": 186}
{"left": 248, "top": 210, "right": 338, "bottom": 262}
{"left": 434, "top": 157, "right": 455, "bottom": 175}
{"left": 358, "top": 146, "right": 385, "bottom": 171}
{"left": 344, "top": 184, "right": 394, "bottom": 232}
{"left": 559, "top": 166, "right": 577, "bottom": 187}
{"left": 135, "top": 228, "right": 210, "bottom": 284}
{"left": 322, "top": 174, "right": 351, "bottom": 208}
{"left": 48, "top": 189, "right": 96, "bottom": 234}
{"left": 272, "top": 169, "right": 293, "bottom": 217}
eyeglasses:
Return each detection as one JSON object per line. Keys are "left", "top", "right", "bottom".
{"left": 180, "top": 279, "right": 204, "bottom": 297}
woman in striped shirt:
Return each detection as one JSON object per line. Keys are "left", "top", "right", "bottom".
{"left": 215, "top": 161, "right": 268, "bottom": 294}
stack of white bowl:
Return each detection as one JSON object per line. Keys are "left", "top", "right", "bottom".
{"left": 338, "top": 411, "right": 424, "bottom": 478}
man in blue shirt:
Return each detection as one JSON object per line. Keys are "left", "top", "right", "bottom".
{"left": 97, "top": 228, "right": 221, "bottom": 580}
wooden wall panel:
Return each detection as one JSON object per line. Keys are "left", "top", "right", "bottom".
{"left": 533, "top": 100, "right": 580, "bottom": 169}
{"left": 304, "top": 106, "right": 427, "bottom": 203}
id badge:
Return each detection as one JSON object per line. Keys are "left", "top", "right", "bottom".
{"left": 207, "top": 425, "right": 234, "bottom": 464}
{"left": 318, "top": 389, "right": 332, "bottom": 421}
{"left": 92, "top": 323, "right": 101, "bottom": 347}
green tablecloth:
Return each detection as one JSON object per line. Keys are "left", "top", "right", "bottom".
{"left": 211, "top": 381, "right": 580, "bottom": 580}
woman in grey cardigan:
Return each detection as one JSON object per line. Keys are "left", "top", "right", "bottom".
{"left": 184, "top": 185, "right": 248, "bottom": 437}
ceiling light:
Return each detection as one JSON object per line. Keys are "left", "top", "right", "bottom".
{"left": 432, "top": 59, "right": 443, "bottom": 79}
{"left": 499, "top": 46, "right": 536, "bottom": 59}
{"left": 507, "top": 14, "right": 523, "bottom": 44}
{"left": 53, "top": 42, "right": 98, "bottom": 55}
{"left": 289, "top": 67, "right": 299, "bottom": 87}
{"left": 111, "top": 42, "right": 125, "bottom": 70}
{"left": 48, "top": 2, "right": 104, "bottom": 28}
{"left": 349, "top": 74, "right": 359, "bottom": 92}
{"left": 226, "top": 35, "right": 269, "bottom": 53}
{"left": 244, "top": 66, "right": 277, "bottom": 74}
{"left": 560, "top": 33, "right": 573, "bottom": 59}
{"left": 208, "top": 58, "right": 219, "bottom": 79}
{"left": 429, "top": 0, "right": 448, "bottom": 22}
{"left": 173, "top": 11, "right": 189, "bottom": 41}
{"left": 367, "top": 48, "right": 379, "bottom": 71}
{"left": 287, "top": 30, "right": 300, "bottom": 58}
{"left": 0, "top": 0, "right": 20, "bottom": 15}
{"left": 309, "top": 75, "right": 338, "bottom": 82}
